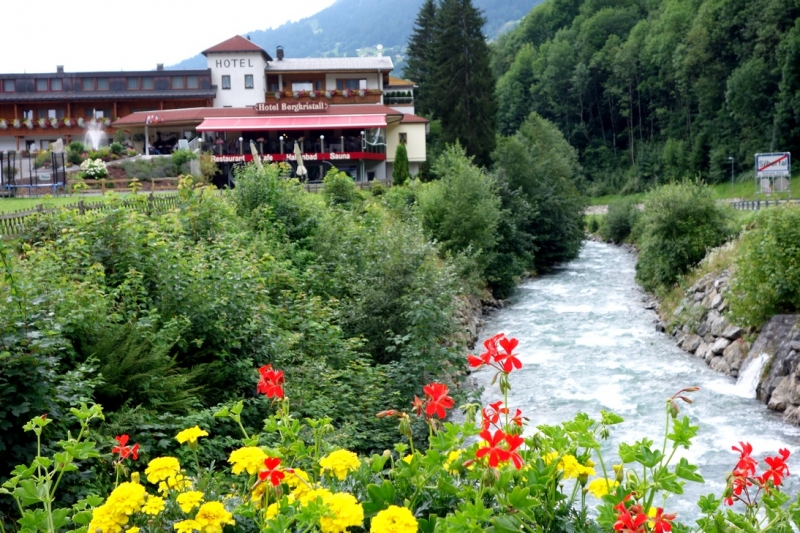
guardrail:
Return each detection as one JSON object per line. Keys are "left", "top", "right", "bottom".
{"left": 0, "top": 194, "right": 180, "bottom": 238}
{"left": 730, "top": 198, "right": 800, "bottom": 210}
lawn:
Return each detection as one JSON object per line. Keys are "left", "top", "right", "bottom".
{"left": 0, "top": 192, "right": 172, "bottom": 214}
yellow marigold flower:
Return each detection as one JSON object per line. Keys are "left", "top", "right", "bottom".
{"left": 159, "top": 474, "right": 192, "bottom": 494}
{"left": 145, "top": 457, "right": 181, "bottom": 484}
{"left": 318, "top": 492, "right": 364, "bottom": 533}
{"left": 297, "top": 487, "right": 333, "bottom": 507}
{"left": 586, "top": 478, "right": 619, "bottom": 498}
{"left": 129, "top": 528, "right": 141, "bottom": 533}
{"left": 142, "top": 495, "right": 166, "bottom": 516}
{"left": 87, "top": 503, "right": 123, "bottom": 533}
{"left": 402, "top": 454, "right": 414, "bottom": 464}
{"left": 228, "top": 446, "right": 267, "bottom": 476}
{"left": 106, "top": 482, "right": 147, "bottom": 516}
{"left": 176, "top": 426, "right": 209, "bottom": 445}
{"left": 443, "top": 450, "right": 474, "bottom": 473}
{"left": 542, "top": 451, "right": 559, "bottom": 465}
{"left": 194, "top": 501, "right": 235, "bottom": 533}
{"left": 177, "top": 491, "right": 205, "bottom": 513}
{"left": 286, "top": 468, "right": 312, "bottom": 498}
{"left": 319, "top": 450, "right": 361, "bottom": 481}
{"left": 558, "top": 454, "right": 596, "bottom": 479}
{"left": 174, "top": 519, "right": 202, "bottom": 533}
{"left": 370, "top": 505, "right": 418, "bottom": 533}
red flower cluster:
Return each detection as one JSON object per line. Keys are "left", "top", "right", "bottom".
{"left": 412, "top": 382, "right": 454, "bottom": 420}
{"left": 726, "top": 441, "right": 791, "bottom": 505}
{"left": 613, "top": 495, "right": 675, "bottom": 533}
{"left": 482, "top": 400, "right": 527, "bottom": 430}
{"left": 112, "top": 434, "right": 139, "bottom": 462}
{"left": 259, "top": 457, "right": 285, "bottom": 486}
{"left": 257, "top": 365, "right": 285, "bottom": 398}
{"left": 467, "top": 333, "right": 522, "bottom": 374}
{"left": 476, "top": 428, "right": 525, "bottom": 469}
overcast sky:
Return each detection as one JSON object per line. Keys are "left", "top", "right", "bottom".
{"left": 2, "top": 0, "right": 336, "bottom": 74}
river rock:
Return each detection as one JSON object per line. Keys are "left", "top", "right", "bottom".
{"left": 695, "top": 341, "right": 711, "bottom": 360}
{"left": 711, "top": 337, "right": 731, "bottom": 354}
{"left": 711, "top": 293, "right": 724, "bottom": 309}
{"left": 682, "top": 334, "right": 702, "bottom": 354}
{"left": 722, "top": 339, "right": 748, "bottom": 376}
{"left": 709, "top": 356, "right": 731, "bottom": 374}
{"left": 768, "top": 376, "right": 794, "bottom": 412}
{"left": 710, "top": 316, "right": 731, "bottom": 337}
{"left": 755, "top": 315, "right": 800, "bottom": 404}
{"left": 721, "top": 324, "right": 743, "bottom": 341}
{"left": 718, "top": 300, "right": 728, "bottom": 313}
{"left": 696, "top": 322, "right": 708, "bottom": 337}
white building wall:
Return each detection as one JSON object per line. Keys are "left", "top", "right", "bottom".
{"left": 324, "top": 72, "right": 380, "bottom": 91}
{"left": 206, "top": 52, "right": 268, "bottom": 108}
{"left": 386, "top": 122, "right": 426, "bottom": 163}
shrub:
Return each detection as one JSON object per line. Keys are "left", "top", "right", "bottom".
{"left": 33, "top": 150, "right": 51, "bottom": 169}
{"left": 109, "top": 141, "right": 124, "bottom": 155}
{"left": 322, "top": 168, "right": 360, "bottom": 207}
{"left": 635, "top": 182, "right": 733, "bottom": 293}
{"left": 68, "top": 141, "right": 85, "bottom": 153}
{"left": 199, "top": 152, "right": 218, "bottom": 180}
{"left": 392, "top": 143, "right": 411, "bottom": 186}
{"left": 728, "top": 205, "right": 800, "bottom": 327}
{"left": 172, "top": 149, "right": 198, "bottom": 175}
{"left": 601, "top": 198, "right": 640, "bottom": 243}
{"left": 587, "top": 216, "right": 599, "bottom": 233}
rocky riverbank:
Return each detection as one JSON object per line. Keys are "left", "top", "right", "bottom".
{"left": 659, "top": 264, "right": 800, "bottom": 423}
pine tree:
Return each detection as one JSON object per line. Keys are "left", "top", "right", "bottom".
{"left": 393, "top": 142, "right": 411, "bottom": 185}
{"left": 430, "top": 0, "right": 497, "bottom": 167}
{"left": 404, "top": 0, "right": 438, "bottom": 117}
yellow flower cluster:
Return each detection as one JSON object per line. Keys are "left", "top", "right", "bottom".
{"left": 319, "top": 450, "right": 361, "bottom": 481}
{"left": 542, "top": 451, "right": 559, "bottom": 465}
{"left": 285, "top": 468, "right": 312, "bottom": 498}
{"left": 194, "top": 501, "right": 235, "bottom": 533}
{"left": 586, "top": 478, "right": 620, "bottom": 498}
{"left": 370, "top": 505, "right": 418, "bottom": 533}
{"left": 145, "top": 456, "right": 181, "bottom": 484}
{"left": 174, "top": 519, "right": 202, "bottom": 533}
{"left": 228, "top": 446, "right": 267, "bottom": 475}
{"left": 558, "top": 454, "right": 596, "bottom": 479}
{"left": 177, "top": 491, "right": 205, "bottom": 513}
{"left": 87, "top": 482, "right": 147, "bottom": 533}
{"left": 141, "top": 495, "right": 166, "bottom": 515}
{"left": 176, "top": 426, "right": 209, "bottom": 445}
{"left": 318, "top": 492, "right": 364, "bottom": 533}
{"left": 158, "top": 474, "right": 192, "bottom": 494}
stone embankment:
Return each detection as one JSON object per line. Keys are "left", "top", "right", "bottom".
{"left": 662, "top": 269, "right": 800, "bottom": 423}
{"left": 454, "top": 293, "right": 505, "bottom": 349}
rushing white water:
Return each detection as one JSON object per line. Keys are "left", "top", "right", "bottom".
{"left": 474, "top": 240, "right": 800, "bottom": 524}
{"left": 732, "top": 353, "right": 770, "bottom": 398}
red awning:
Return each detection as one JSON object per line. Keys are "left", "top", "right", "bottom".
{"left": 196, "top": 114, "right": 387, "bottom": 131}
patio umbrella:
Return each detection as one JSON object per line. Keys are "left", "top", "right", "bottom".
{"left": 249, "top": 140, "right": 263, "bottom": 170}
{"left": 293, "top": 141, "right": 307, "bottom": 179}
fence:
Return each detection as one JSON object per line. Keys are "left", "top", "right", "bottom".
{"left": 730, "top": 198, "right": 800, "bottom": 210}
{"left": 67, "top": 177, "right": 181, "bottom": 195}
{"left": 0, "top": 194, "right": 180, "bottom": 238}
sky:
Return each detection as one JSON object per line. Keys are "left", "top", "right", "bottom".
{"left": 1, "top": 0, "right": 336, "bottom": 74}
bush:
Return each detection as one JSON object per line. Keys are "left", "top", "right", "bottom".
{"left": 601, "top": 198, "right": 640, "bottom": 243}
{"left": 587, "top": 216, "right": 599, "bottom": 233}
{"left": 68, "top": 141, "right": 84, "bottom": 153}
{"left": 33, "top": 150, "right": 51, "bottom": 169}
{"left": 172, "top": 149, "right": 198, "bottom": 175}
{"left": 635, "top": 182, "right": 733, "bottom": 293}
{"left": 109, "top": 141, "right": 124, "bottom": 155}
{"left": 322, "top": 168, "right": 361, "bottom": 207}
{"left": 728, "top": 205, "right": 800, "bottom": 327}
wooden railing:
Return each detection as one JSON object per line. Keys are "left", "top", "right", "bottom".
{"left": 0, "top": 194, "right": 180, "bottom": 238}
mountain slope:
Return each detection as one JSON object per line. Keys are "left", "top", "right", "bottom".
{"left": 169, "top": 0, "right": 542, "bottom": 74}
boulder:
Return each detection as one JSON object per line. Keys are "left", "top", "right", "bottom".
{"left": 768, "top": 376, "right": 792, "bottom": 412}
{"left": 711, "top": 337, "right": 731, "bottom": 354}
{"left": 721, "top": 324, "right": 743, "bottom": 341}
{"left": 709, "top": 356, "right": 731, "bottom": 374}
{"left": 695, "top": 341, "right": 711, "bottom": 360}
{"left": 784, "top": 405, "right": 800, "bottom": 425}
{"left": 711, "top": 316, "right": 731, "bottom": 337}
{"left": 722, "top": 339, "right": 748, "bottom": 375}
{"left": 711, "top": 293, "right": 724, "bottom": 309}
{"left": 696, "top": 322, "right": 708, "bottom": 337}
{"left": 681, "top": 334, "right": 702, "bottom": 354}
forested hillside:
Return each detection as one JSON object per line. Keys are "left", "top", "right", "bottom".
{"left": 494, "top": 0, "right": 800, "bottom": 195}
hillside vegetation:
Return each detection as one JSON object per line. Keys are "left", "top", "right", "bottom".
{"left": 494, "top": 0, "right": 800, "bottom": 195}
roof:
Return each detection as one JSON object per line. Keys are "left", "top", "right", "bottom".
{"left": 202, "top": 35, "right": 273, "bottom": 61}
{"left": 0, "top": 89, "right": 216, "bottom": 103}
{"left": 265, "top": 57, "right": 393, "bottom": 73}
{"left": 387, "top": 76, "right": 415, "bottom": 87}
{"left": 113, "top": 104, "right": 405, "bottom": 127}
{"left": 401, "top": 114, "right": 428, "bottom": 124}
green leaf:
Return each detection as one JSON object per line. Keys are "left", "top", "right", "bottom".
{"left": 72, "top": 510, "right": 93, "bottom": 526}
{"left": 492, "top": 514, "right": 523, "bottom": 533}
{"left": 362, "top": 480, "right": 396, "bottom": 516}
{"left": 697, "top": 493, "right": 721, "bottom": 514}
{"left": 667, "top": 416, "right": 699, "bottom": 449}
{"left": 633, "top": 445, "right": 664, "bottom": 468}
{"left": 601, "top": 410, "right": 625, "bottom": 425}
{"left": 675, "top": 458, "right": 704, "bottom": 483}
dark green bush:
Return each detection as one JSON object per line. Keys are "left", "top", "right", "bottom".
{"left": 587, "top": 216, "right": 599, "bottom": 233}
{"left": 109, "top": 141, "right": 124, "bottom": 155}
{"left": 635, "top": 182, "right": 733, "bottom": 293}
{"left": 728, "top": 205, "right": 800, "bottom": 327}
{"left": 172, "top": 149, "right": 198, "bottom": 174}
{"left": 601, "top": 198, "right": 640, "bottom": 243}
{"left": 322, "top": 168, "right": 361, "bottom": 207}
{"left": 68, "top": 141, "right": 84, "bottom": 153}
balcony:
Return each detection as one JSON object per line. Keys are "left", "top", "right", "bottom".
{"left": 265, "top": 89, "right": 382, "bottom": 105}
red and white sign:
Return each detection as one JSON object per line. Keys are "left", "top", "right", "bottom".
{"left": 213, "top": 151, "right": 386, "bottom": 163}
{"left": 756, "top": 152, "right": 791, "bottom": 178}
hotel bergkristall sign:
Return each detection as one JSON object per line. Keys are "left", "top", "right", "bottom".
{"left": 253, "top": 102, "right": 330, "bottom": 114}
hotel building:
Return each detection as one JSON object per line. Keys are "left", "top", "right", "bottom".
{"left": 0, "top": 36, "right": 427, "bottom": 183}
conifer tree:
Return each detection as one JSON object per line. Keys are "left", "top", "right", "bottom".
{"left": 429, "top": 0, "right": 497, "bottom": 167}
{"left": 405, "top": 0, "right": 438, "bottom": 117}
{"left": 393, "top": 142, "right": 411, "bottom": 186}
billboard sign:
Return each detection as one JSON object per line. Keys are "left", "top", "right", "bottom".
{"left": 755, "top": 152, "right": 791, "bottom": 178}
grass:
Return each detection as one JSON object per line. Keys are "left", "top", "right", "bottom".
{"left": 0, "top": 192, "right": 172, "bottom": 214}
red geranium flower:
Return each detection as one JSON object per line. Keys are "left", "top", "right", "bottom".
{"left": 504, "top": 433, "right": 525, "bottom": 469}
{"left": 732, "top": 441, "right": 757, "bottom": 476}
{"left": 112, "top": 434, "right": 139, "bottom": 461}
{"left": 760, "top": 448, "right": 791, "bottom": 487}
{"left": 511, "top": 408, "right": 527, "bottom": 427}
{"left": 651, "top": 508, "right": 677, "bottom": 533}
{"left": 613, "top": 496, "right": 647, "bottom": 533}
{"left": 423, "top": 383, "right": 454, "bottom": 419}
{"left": 482, "top": 400, "right": 508, "bottom": 429}
{"left": 476, "top": 428, "right": 511, "bottom": 467}
{"left": 257, "top": 364, "right": 285, "bottom": 398}
{"left": 411, "top": 395, "right": 424, "bottom": 416}
{"left": 258, "top": 457, "right": 285, "bottom": 486}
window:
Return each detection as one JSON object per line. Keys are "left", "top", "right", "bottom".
{"left": 399, "top": 132, "right": 407, "bottom": 144}
{"left": 292, "top": 81, "right": 313, "bottom": 91}
{"left": 172, "top": 76, "right": 184, "bottom": 89}
{"left": 50, "top": 78, "right": 62, "bottom": 91}
{"left": 3, "top": 80, "right": 15, "bottom": 92}
{"left": 141, "top": 77, "right": 153, "bottom": 90}
{"left": 82, "top": 78, "right": 94, "bottom": 90}
{"left": 244, "top": 74, "right": 254, "bottom": 89}
{"left": 38, "top": 109, "right": 64, "bottom": 119}
{"left": 22, "top": 109, "right": 33, "bottom": 119}
{"left": 187, "top": 75, "right": 198, "bottom": 89}
{"left": 97, "top": 78, "right": 109, "bottom": 90}
{"left": 36, "top": 79, "right": 48, "bottom": 91}
{"left": 128, "top": 77, "right": 139, "bottom": 90}
{"left": 336, "top": 78, "right": 366, "bottom": 90}
{"left": 221, "top": 75, "right": 231, "bottom": 90}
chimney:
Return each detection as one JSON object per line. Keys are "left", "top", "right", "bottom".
{"left": 276, "top": 46, "right": 284, "bottom": 61}
{"left": 157, "top": 63, "right": 164, "bottom": 71}
{"left": 247, "top": 35, "right": 251, "bottom": 41}
{"left": 56, "top": 65, "right": 64, "bottom": 73}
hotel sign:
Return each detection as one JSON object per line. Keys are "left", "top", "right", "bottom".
{"left": 253, "top": 102, "right": 330, "bottom": 114}
{"left": 214, "top": 152, "right": 385, "bottom": 163}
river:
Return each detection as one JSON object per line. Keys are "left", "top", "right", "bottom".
{"left": 474, "top": 240, "right": 800, "bottom": 523}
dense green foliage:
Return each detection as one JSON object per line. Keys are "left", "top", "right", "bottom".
{"left": 393, "top": 142, "right": 411, "bottom": 186}
{"left": 635, "top": 182, "right": 733, "bottom": 293}
{"left": 407, "top": 0, "right": 498, "bottom": 166}
{"left": 494, "top": 0, "right": 800, "bottom": 194}
{"left": 601, "top": 198, "right": 640, "bottom": 243}
{"left": 728, "top": 205, "right": 800, "bottom": 327}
